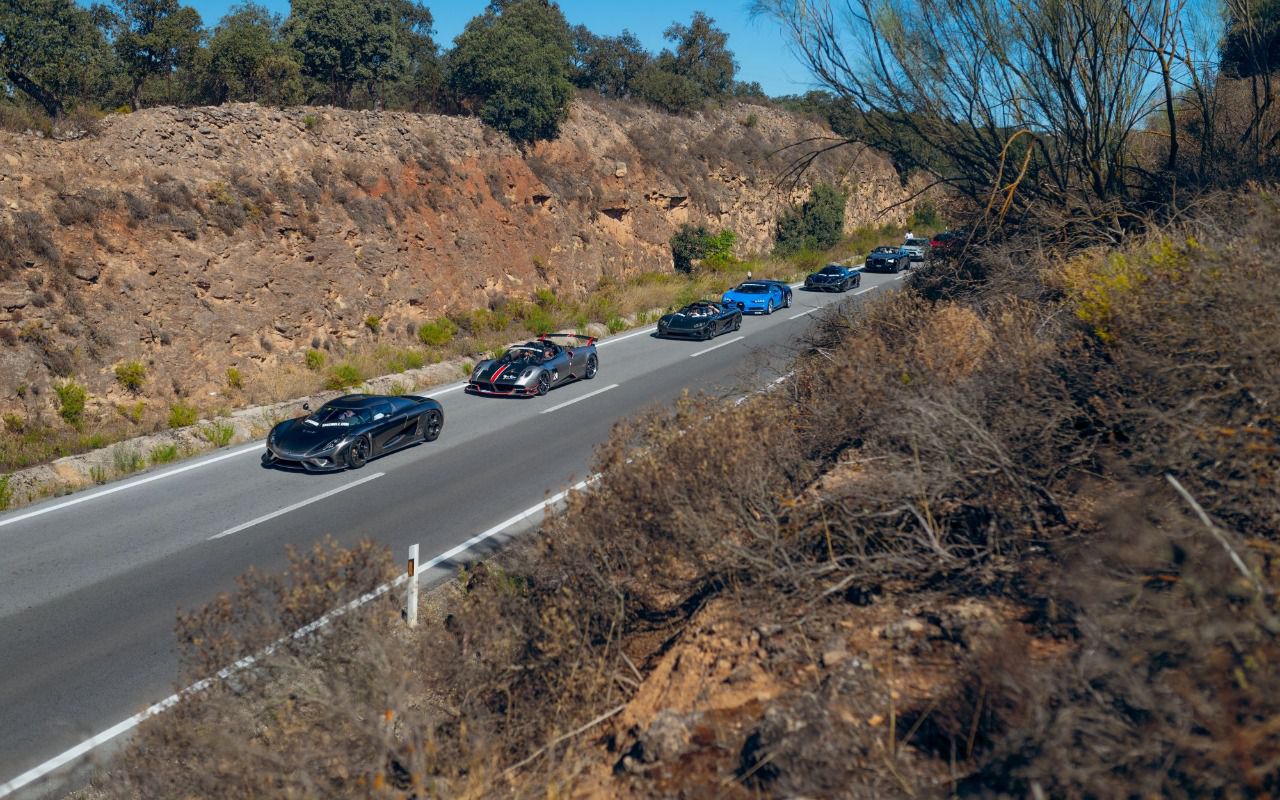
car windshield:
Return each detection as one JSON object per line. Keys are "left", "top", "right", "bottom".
{"left": 306, "top": 404, "right": 370, "bottom": 427}
{"left": 735, "top": 283, "right": 769, "bottom": 294}
{"left": 819, "top": 266, "right": 845, "bottom": 275}
{"left": 906, "top": 238, "right": 929, "bottom": 246}
{"left": 501, "top": 346, "right": 542, "bottom": 363}
{"left": 873, "top": 246, "right": 899, "bottom": 253}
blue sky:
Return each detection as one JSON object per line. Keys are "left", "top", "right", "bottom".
{"left": 180, "top": 0, "right": 819, "bottom": 98}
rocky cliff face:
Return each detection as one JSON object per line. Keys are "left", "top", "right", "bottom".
{"left": 0, "top": 96, "right": 905, "bottom": 423}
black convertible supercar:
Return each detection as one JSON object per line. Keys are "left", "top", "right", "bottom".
{"left": 263, "top": 393, "right": 444, "bottom": 471}
{"left": 656, "top": 300, "right": 743, "bottom": 340}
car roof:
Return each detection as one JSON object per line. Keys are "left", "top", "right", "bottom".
{"left": 328, "top": 394, "right": 381, "bottom": 408}
{"left": 735, "top": 282, "right": 769, "bottom": 289}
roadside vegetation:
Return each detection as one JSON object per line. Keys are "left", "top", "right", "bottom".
{"left": 87, "top": 187, "right": 1279, "bottom": 798}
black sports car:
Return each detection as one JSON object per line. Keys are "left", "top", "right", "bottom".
{"left": 864, "top": 245, "right": 911, "bottom": 273}
{"left": 263, "top": 393, "right": 443, "bottom": 471}
{"left": 467, "top": 333, "right": 599, "bottom": 397}
{"left": 804, "top": 264, "right": 862, "bottom": 292}
{"left": 657, "top": 300, "right": 743, "bottom": 340}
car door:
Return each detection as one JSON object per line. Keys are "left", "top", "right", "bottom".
{"left": 367, "top": 400, "right": 403, "bottom": 453}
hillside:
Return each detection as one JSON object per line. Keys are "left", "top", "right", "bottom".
{"left": 0, "top": 96, "right": 906, "bottom": 455}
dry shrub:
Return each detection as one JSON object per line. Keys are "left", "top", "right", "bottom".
{"left": 963, "top": 489, "right": 1280, "bottom": 797}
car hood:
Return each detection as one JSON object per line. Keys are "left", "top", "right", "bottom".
{"left": 661, "top": 314, "right": 711, "bottom": 329}
{"left": 724, "top": 292, "right": 767, "bottom": 303}
{"left": 474, "top": 360, "right": 536, "bottom": 382}
{"left": 270, "top": 418, "right": 354, "bottom": 453}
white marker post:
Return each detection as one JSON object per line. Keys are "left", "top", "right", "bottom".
{"left": 406, "top": 544, "right": 419, "bottom": 628}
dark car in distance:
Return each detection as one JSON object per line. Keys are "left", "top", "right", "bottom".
{"left": 863, "top": 245, "right": 911, "bottom": 273}
{"left": 930, "top": 230, "right": 969, "bottom": 258}
{"left": 264, "top": 393, "right": 443, "bottom": 471}
{"left": 804, "top": 264, "right": 862, "bottom": 292}
{"left": 657, "top": 300, "right": 743, "bottom": 340}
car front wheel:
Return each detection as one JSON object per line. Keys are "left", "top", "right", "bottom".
{"left": 418, "top": 409, "right": 443, "bottom": 442}
{"left": 346, "top": 436, "right": 371, "bottom": 469}
{"left": 584, "top": 353, "right": 598, "bottom": 379}
{"left": 536, "top": 373, "right": 551, "bottom": 395}
{"left": 783, "top": 292, "right": 792, "bottom": 308}
{"left": 733, "top": 314, "right": 741, "bottom": 331}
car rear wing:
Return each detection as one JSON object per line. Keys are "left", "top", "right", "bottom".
{"left": 539, "top": 332, "right": 597, "bottom": 346}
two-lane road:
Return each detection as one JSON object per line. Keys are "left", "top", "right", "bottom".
{"left": 0, "top": 272, "right": 907, "bottom": 796}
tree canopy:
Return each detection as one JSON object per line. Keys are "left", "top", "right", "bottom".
{"left": 445, "top": 0, "right": 574, "bottom": 143}
{"left": 0, "top": 0, "right": 114, "bottom": 116}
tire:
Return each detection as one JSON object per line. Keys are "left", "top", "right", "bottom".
{"left": 766, "top": 300, "right": 775, "bottom": 315}
{"left": 346, "top": 436, "right": 371, "bottom": 469}
{"left": 536, "top": 372, "right": 550, "bottom": 396}
{"left": 855, "top": 274, "right": 862, "bottom": 288}
{"left": 261, "top": 452, "right": 276, "bottom": 468}
{"left": 418, "top": 409, "right": 443, "bottom": 442}
{"left": 783, "top": 292, "right": 792, "bottom": 308}
{"left": 584, "top": 353, "right": 598, "bottom": 380}
{"left": 733, "top": 314, "right": 741, "bottom": 331}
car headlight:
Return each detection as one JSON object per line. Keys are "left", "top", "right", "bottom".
{"left": 521, "top": 368, "right": 535, "bottom": 379}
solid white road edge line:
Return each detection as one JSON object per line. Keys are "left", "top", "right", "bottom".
{"left": 689, "top": 335, "right": 745, "bottom": 358}
{"left": 209, "top": 472, "right": 385, "bottom": 540}
{"left": 539, "top": 384, "right": 619, "bottom": 415}
{"left": 0, "top": 475, "right": 600, "bottom": 799}
{"left": 854, "top": 287, "right": 874, "bottom": 295}
{"left": 788, "top": 308, "right": 818, "bottom": 320}
{"left": 0, "top": 443, "right": 265, "bottom": 531}
{"left": 597, "top": 325, "right": 657, "bottom": 346}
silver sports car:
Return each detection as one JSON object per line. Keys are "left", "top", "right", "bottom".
{"left": 466, "top": 333, "right": 600, "bottom": 397}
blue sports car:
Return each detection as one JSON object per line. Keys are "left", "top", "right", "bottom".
{"left": 722, "top": 281, "right": 788, "bottom": 314}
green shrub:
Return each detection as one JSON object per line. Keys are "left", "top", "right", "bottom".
{"left": 607, "top": 316, "right": 627, "bottom": 334}
{"left": 533, "top": 287, "right": 557, "bottom": 309}
{"left": 364, "top": 315, "right": 381, "bottom": 334}
{"left": 200, "top": 421, "right": 235, "bottom": 447}
{"left": 387, "top": 381, "right": 409, "bottom": 396}
{"left": 326, "top": 363, "right": 363, "bottom": 390}
{"left": 89, "top": 464, "right": 109, "bottom": 485}
{"left": 54, "top": 380, "right": 88, "bottom": 428}
{"left": 908, "top": 201, "right": 942, "bottom": 230}
{"left": 418, "top": 318, "right": 458, "bottom": 347}
{"left": 112, "top": 444, "right": 144, "bottom": 475}
{"left": 775, "top": 182, "right": 847, "bottom": 256}
{"left": 226, "top": 367, "right": 243, "bottom": 390}
{"left": 305, "top": 349, "right": 326, "bottom": 371}
{"left": 149, "top": 443, "right": 179, "bottom": 464}
{"left": 523, "top": 305, "right": 556, "bottom": 335}
{"left": 462, "top": 361, "right": 474, "bottom": 377}
{"left": 0, "top": 474, "right": 11, "bottom": 510}
{"left": 168, "top": 401, "right": 199, "bottom": 429}
{"left": 2, "top": 413, "right": 23, "bottom": 433}
{"left": 115, "top": 361, "right": 147, "bottom": 393}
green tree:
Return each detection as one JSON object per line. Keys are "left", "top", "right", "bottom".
{"left": 571, "top": 25, "right": 649, "bottom": 98}
{"left": 446, "top": 0, "right": 574, "bottom": 143}
{"left": 1221, "top": 0, "right": 1280, "bottom": 78}
{"left": 670, "top": 223, "right": 710, "bottom": 273}
{"left": 288, "top": 0, "right": 433, "bottom": 108}
{"left": 774, "top": 183, "right": 846, "bottom": 256}
{"left": 0, "top": 0, "right": 115, "bottom": 117}
{"left": 106, "top": 0, "right": 203, "bottom": 110}
{"left": 634, "top": 60, "right": 703, "bottom": 113}
{"left": 661, "top": 12, "right": 736, "bottom": 99}
{"left": 197, "top": 3, "right": 300, "bottom": 105}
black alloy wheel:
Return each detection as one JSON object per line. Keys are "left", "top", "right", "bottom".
{"left": 346, "top": 436, "right": 371, "bottom": 469}
{"left": 733, "top": 314, "right": 741, "bottom": 331}
{"left": 584, "top": 353, "right": 599, "bottom": 380}
{"left": 536, "top": 372, "right": 551, "bottom": 396}
{"left": 783, "top": 292, "right": 792, "bottom": 308}
{"left": 419, "top": 409, "right": 443, "bottom": 442}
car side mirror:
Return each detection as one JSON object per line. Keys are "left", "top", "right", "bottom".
{"left": 373, "top": 413, "right": 385, "bottom": 420}
{"left": 302, "top": 402, "right": 310, "bottom": 411}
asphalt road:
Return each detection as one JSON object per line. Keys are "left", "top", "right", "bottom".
{"left": 0, "top": 270, "right": 908, "bottom": 796}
